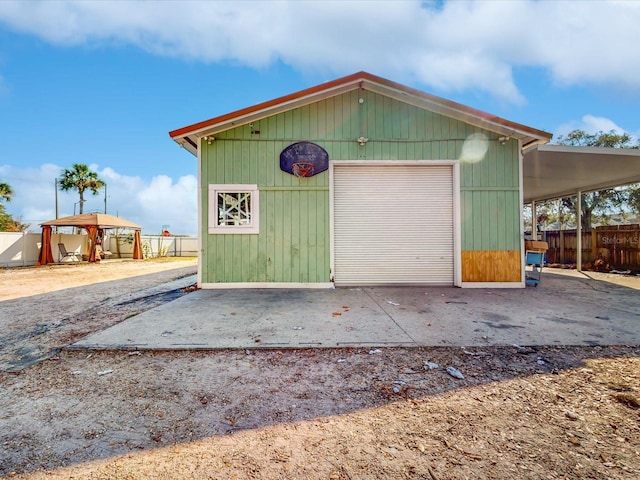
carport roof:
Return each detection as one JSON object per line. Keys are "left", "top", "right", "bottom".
{"left": 523, "top": 144, "right": 640, "bottom": 203}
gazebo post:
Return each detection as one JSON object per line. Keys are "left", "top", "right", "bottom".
{"left": 36, "top": 225, "right": 54, "bottom": 266}
{"left": 133, "top": 230, "right": 143, "bottom": 259}
{"left": 86, "top": 225, "right": 98, "bottom": 263}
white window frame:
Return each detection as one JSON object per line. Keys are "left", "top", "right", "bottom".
{"left": 208, "top": 184, "right": 260, "bottom": 234}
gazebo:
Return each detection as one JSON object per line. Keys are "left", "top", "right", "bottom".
{"left": 37, "top": 213, "right": 143, "bottom": 265}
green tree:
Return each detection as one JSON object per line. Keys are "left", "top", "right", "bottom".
{"left": 556, "top": 130, "right": 639, "bottom": 149}
{"left": 59, "top": 164, "right": 105, "bottom": 214}
{"left": 629, "top": 188, "right": 640, "bottom": 215}
{"left": 0, "top": 181, "right": 13, "bottom": 205}
{"left": 553, "top": 130, "right": 640, "bottom": 231}
{"left": 525, "top": 198, "right": 575, "bottom": 232}
{"left": 0, "top": 180, "right": 29, "bottom": 232}
{"left": 0, "top": 209, "right": 29, "bottom": 232}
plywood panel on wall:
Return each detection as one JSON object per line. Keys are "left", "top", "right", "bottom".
{"left": 461, "top": 250, "right": 521, "bottom": 282}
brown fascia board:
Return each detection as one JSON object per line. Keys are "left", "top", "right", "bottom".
{"left": 169, "top": 71, "right": 552, "bottom": 145}
{"left": 360, "top": 79, "right": 551, "bottom": 146}
{"left": 358, "top": 73, "right": 551, "bottom": 143}
{"left": 168, "top": 72, "right": 367, "bottom": 139}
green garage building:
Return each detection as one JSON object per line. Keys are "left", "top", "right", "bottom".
{"left": 170, "top": 72, "right": 551, "bottom": 288}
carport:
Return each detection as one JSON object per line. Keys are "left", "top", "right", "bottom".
{"left": 523, "top": 144, "right": 640, "bottom": 270}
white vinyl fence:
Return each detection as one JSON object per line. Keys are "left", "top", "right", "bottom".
{"left": 0, "top": 232, "right": 41, "bottom": 267}
{"left": 107, "top": 234, "right": 199, "bottom": 259}
{"left": 0, "top": 232, "right": 86, "bottom": 267}
{"left": 0, "top": 232, "right": 197, "bottom": 267}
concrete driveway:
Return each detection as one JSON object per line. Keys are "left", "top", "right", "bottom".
{"left": 74, "top": 269, "right": 640, "bottom": 350}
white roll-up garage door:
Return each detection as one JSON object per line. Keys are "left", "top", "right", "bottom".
{"left": 333, "top": 163, "right": 454, "bottom": 286}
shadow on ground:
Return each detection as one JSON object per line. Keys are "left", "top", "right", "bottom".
{"left": 1, "top": 345, "right": 638, "bottom": 478}
{"left": 0, "top": 268, "right": 638, "bottom": 478}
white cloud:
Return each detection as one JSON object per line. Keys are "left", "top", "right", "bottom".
{"left": 134, "top": 173, "right": 198, "bottom": 235}
{"left": 555, "top": 115, "right": 636, "bottom": 141}
{"left": 0, "top": 164, "right": 197, "bottom": 235}
{"left": 1, "top": 1, "right": 639, "bottom": 105}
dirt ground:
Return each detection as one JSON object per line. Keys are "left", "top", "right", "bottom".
{"left": 0, "top": 258, "right": 199, "bottom": 302}
{"left": 1, "top": 260, "right": 639, "bottom": 479}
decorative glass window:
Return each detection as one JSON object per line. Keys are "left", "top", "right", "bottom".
{"left": 208, "top": 184, "right": 259, "bottom": 234}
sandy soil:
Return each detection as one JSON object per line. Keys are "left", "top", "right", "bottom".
{"left": 0, "top": 259, "right": 198, "bottom": 372}
{"left": 0, "top": 258, "right": 198, "bottom": 302}
{"left": 1, "top": 261, "right": 639, "bottom": 479}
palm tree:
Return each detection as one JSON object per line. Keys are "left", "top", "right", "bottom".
{"left": 0, "top": 181, "right": 13, "bottom": 206}
{"left": 59, "top": 164, "right": 105, "bottom": 214}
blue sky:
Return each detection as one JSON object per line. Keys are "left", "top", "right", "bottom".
{"left": 1, "top": 0, "right": 639, "bottom": 235}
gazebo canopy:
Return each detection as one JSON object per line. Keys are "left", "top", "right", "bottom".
{"left": 41, "top": 212, "right": 141, "bottom": 230}
{"left": 37, "top": 213, "right": 142, "bottom": 265}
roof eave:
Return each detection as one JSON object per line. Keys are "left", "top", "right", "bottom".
{"left": 169, "top": 73, "right": 370, "bottom": 154}
{"left": 359, "top": 78, "right": 551, "bottom": 146}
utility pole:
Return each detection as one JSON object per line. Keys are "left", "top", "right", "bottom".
{"left": 104, "top": 183, "right": 107, "bottom": 214}
{"left": 55, "top": 178, "right": 59, "bottom": 219}
{"left": 54, "top": 178, "right": 59, "bottom": 233}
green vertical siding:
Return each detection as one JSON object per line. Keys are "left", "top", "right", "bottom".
{"left": 204, "top": 186, "right": 329, "bottom": 283}
{"left": 459, "top": 139, "right": 521, "bottom": 251}
{"left": 201, "top": 89, "right": 521, "bottom": 283}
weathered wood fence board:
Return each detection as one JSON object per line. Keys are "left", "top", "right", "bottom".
{"left": 543, "top": 225, "right": 640, "bottom": 270}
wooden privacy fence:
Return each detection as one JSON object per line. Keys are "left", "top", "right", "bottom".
{"left": 543, "top": 225, "right": 640, "bottom": 271}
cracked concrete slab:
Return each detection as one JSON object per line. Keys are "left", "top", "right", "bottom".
{"left": 73, "top": 270, "right": 640, "bottom": 350}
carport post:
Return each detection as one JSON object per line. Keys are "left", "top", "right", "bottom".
{"left": 576, "top": 191, "right": 582, "bottom": 271}
{"left": 531, "top": 201, "right": 537, "bottom": 239}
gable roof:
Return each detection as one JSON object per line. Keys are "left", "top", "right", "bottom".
{"left": 169, "top": 71, "right": 551, "bottom": 156}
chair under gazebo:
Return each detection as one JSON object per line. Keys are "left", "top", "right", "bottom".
{"left": 37, "top": 213, "right": 143, "bottom": 265}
